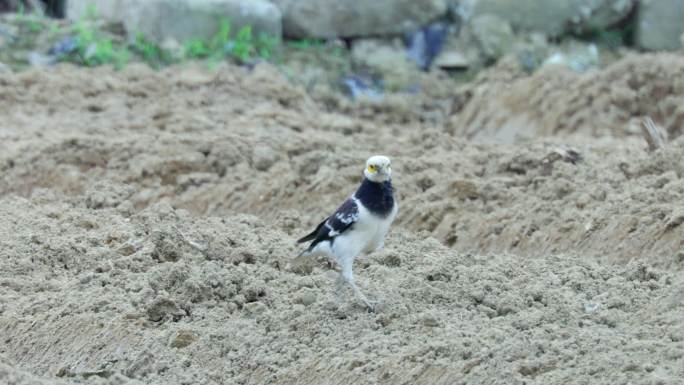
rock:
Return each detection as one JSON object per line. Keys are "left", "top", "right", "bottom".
{"left": 297, "top": 288, "right": 317, "bottom": 306}
{"left": 542, "top": 41, "right": 600, "bottom": 73}
{"left": 160, "top": 37, "right": 184, "bottom": 62}
{"left": 469, "top": 0, "right": 636, "bottom": 37}
{"left": 65, "top": 0, "right": 130, "bottom": 25}
{"left": 66, "top": 0, "right": 283, "bottom": 43}
{"left": 442, "top": 18, "right": 552, "bottom": 70}
{"left": 470, "top": 14, "right": 514, "bottom": 61}
{"left": 151, "top": 226, "right": 185, "bottom": 262}
{"left": 146, "top": 297, "right": 185, "bottom": 322}
{"left": 433, "top": 51, "right": 470, "bottom": 70}
{"left": 584, "top": 302, "right": 600, "bottom": 314}
{"left": 244, "top": 301, "right": 267, "bottom": 316}
{"left": 170, "top": 330, "right": 198, "bottom": 348}
{"left": 430, "top": 27, "right": 483, "bottom": 69}
{"left": 636, "top": 0, "right": 684, "bottom": 51}
{"left": 421, "top": 313, "right": 440, "bottom": 327}
{"left": 450, "top": 180, "right": 479, "bottom": 200}
{"left": 580, "top": 0, "right": 636, "bottom": 32}
{"left": 351, "top": 39, "right": 420, "bottom": 91}
{"left": 511, "top": 32, "right": 551, "bottom": 73}
{"left": 252, "top": 145, "right": 279, "bottom": 171}
{"left": 272, "top": 0, "right": 448, "bottom": 39}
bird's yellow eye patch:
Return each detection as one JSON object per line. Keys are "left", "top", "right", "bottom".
{"left": 367, "top": 165, "right": 377, "bottom": 173}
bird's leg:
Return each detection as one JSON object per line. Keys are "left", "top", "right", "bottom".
{"left": 340, "top": 256, "right": 376, "bottom": 312}
{"left": 350, "top": 281, "right": 375, "bottom": 312}
{"left": 334, "top": 272, "right": 346, "bottom": 305}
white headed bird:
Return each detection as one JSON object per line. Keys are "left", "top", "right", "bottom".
{"left": 297, "top": 155, "right": 398, "bottom": 310}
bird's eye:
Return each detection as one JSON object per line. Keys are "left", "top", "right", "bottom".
{"left": 367, "top": 165, "right": 376, "bottom": 172}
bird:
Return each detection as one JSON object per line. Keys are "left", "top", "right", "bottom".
{"left": 297, "top": 155, "right": 398, "bottom": 311}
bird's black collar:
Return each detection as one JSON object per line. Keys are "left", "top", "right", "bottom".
{"left": 354, "top": 177, "right": 394, "bottom": 217}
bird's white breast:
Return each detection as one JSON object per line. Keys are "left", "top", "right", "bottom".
{"left": 332, "top": 197, "right": 397, "bottom": 261}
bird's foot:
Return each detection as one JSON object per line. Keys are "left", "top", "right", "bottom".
{"left": 360, "top": 297, "right": 381, "bottom": 313}
{"left": 349, "top": 283, "right": 380, "bottom": 312}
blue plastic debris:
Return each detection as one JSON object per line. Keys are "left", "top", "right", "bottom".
{"left": 49, "top": 36, "right": 78, "bottom": 57}
{"left": 406, "top": 22, "right": 449, "bottom": 70}
{"left": 341, "top": 75, "right": 383, "bottom": 101}
{"left": 0, "top": 26, "right": 16, "bottom": 42}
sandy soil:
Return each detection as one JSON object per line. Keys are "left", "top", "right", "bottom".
{"left": 0, "top": 55, "right": 683, "bottom": 385}
{"left": 449, "top": 54, "right": 684, "bottom": 142}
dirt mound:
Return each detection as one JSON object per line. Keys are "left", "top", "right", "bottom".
{"left": 450, "top": 53, "right": 684, "bottom": 142}
{"left": 1, "top": 361, "right": 70, "bottom": 385}
{"left": 1, "top": 55, "right": 684, "bottom": 384}
{"left": 1, "top": 192, "right": 683, "bottom": 385}
{"left": 1, "top": 62, "right": 682, "bottom": 267}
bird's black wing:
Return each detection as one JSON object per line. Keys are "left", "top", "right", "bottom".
{"left": 297, "top": 198, "right": 359, "bottom": 250}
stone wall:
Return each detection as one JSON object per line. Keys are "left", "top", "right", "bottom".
{"left": 51, "top": 0, "right": 684, "bottom": 51}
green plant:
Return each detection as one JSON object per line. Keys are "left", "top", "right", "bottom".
{"left": 209, "top": 20, "right": 232, "bottom": 56}
{"left": 60, "top": 5, "right": 129, "bottom": 68}
{"left": 576, "top": 21, "right": 635, "bottom": 51}
{"left": 182, "top": 20, "right": 279, "bottom": 64}
{"left": 286, "top": 38, "right": 325, "bottom": 51}
{"left": 27, "top": 17, "right": 44, "bottom": 32}
{"left": 85, "top": 3, "right": 98, "bottom": 19}
{"left": 330, "top": 45, "right": 344, "bottom": 58}
{"left": 53, "top": 7, "right": 279, "bottom": 70}
{"left": 69, "top": 17, "right": 130, "bottom": 68}
{"left": 184, "top": 39, "right": 209, "bottom": 59}
{"left": 49, "top": 20, "right": 61, "bottom": 34}
{"left": 232, "top": 25, "right": 280, "bottom": 62}
{"left": 256, "top": 33, "right": 279, "bottom": 60}
{"left": 15, "top": 4, "right": 45, "bottom": 33}
{"left": 131, "top": 32, "right": 174, "bottom": 68}
{"left": 231, "top": 25, "right": 253, "bottom": 62}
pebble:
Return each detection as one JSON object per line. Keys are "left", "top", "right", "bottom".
{"left": 299, "top": 290, "right": 317, "bottom": 306}
{"left": 584, "top": 302, "right": 600, "bottom": 314}
{"left": 252, "top": 145, "right": 279, "bottom": 171}
{"left": 244, "top": 301, "right": 267, "bottom": 316}
{"left": 421, "top": 313, "right": 440, "bottom": 327}
{"left": 170, "top": 330, "right": 198, "bottom": 348}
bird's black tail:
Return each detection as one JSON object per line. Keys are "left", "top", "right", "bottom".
{"left": 297, "top": 231, "right": 317, "bottom": 244}
{"left": 297, "top": 219, "right": 327, "bottom": 244}
{"left": 296, "top": 234, "right": 318, "bottom": 258}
